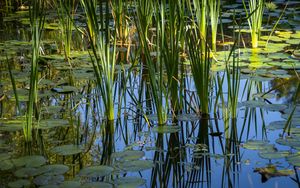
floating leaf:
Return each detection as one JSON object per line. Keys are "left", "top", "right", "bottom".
{"left": 117, "top": 160, "right": 153, "bottom": 172}
{"left": 242, "top": 140, "right": 273, "bottom": 151}
{"left": 0, "top": 159, "right": 14, "bottom": 170}
{"left": 51, "top": 86, "right": 78, "bottom": 94}
{"left": 276, "top": 137, "right": 300, "bottom": 149}
{"left": 267, "top": 120, "right": 296, "bottom": 130}
{"left": 254, "top": 165, "right": 294, "bottom": 183}
{"left": 176, "top": 113, "right": 200, "bottom": 121}
{"left": 12, "top": 155, "right": 46, "bottom": 168}
{"left": 8, "top": 179, "right": 31, "bottom": 188}
{"left": 14, "top": 167, "right": 39, "bottom": 178}
{"left": 258, "top": 151, "right": 290, "bottom": 159}
{"left": 37, "top": 164, "right": 69, "bottom": 175}
{"left": 33, "top": 174, "right": 64, "bottom": 186}
{"left": 152, "top": 125, "right": 180, "bottom": 134}
{"left": 59, "top": 181, "right": 81, "bottom": 188}
{"left": 286, "top": 153, "right": 300, "bottom": 166}
{"left": 81, "top": 182, "right": 113, "bottom": 188}
{"left": 37, "top": 119, "right": 70, "bottom": 130}
{"left": 114, "top": 177, "right": 146, "bottom": 188}
{"left": 51, "top": 145, "right": 83, "bottom": 156}
{"left": 112, "top": 150, "right": 145, "bottom": 161}
{"left": 78, "top": 165, "right": 114, "bottom": 177}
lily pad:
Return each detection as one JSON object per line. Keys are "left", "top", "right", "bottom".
{"left": 51, "top": 145, "right": 84, "bottom": 156}
{"left": 286, "top": 153, "right": 300, "bottom": 166}
{"left": 258, "top": 151, "right": 290, "bottom": 159}
{"left": 8, "top": 179, "right": 31, "bottom": 188}
{"left": 111, "top": 150, "right": 145, "bottom": 161}
{"left": 114, "top": 177, "right": 146, "bottom": 188}
{"left": 37, "top": 164, "right": 69, "bottom": 175}
{"left": 14, "top": 167, "right": 40, "bottom": 178}
{"left": 81, "top": 182, "right": 113, "bottom": 188}
{"left": 254, "top": 165, "right": 294, "bottom": 183}
{"left": 59, "top": 181, "right": 81, "bottom": 188}
{"left": 37, "top": 119, "right": 69, "bottom": 130}
{"left": 33, "top": 174, "right": 64, "bottom": 186}
{"left": 152, "top": 125, "right": 180, "bottom": 134}
{"left": 51, "top": 86, "right": 78, "bottom": 94}
{"left": 176, "top": 113, "right": 200, "bottom": 121}
{"left": 0, "top": 159, "right": 14, "bottom": 170}
{"left": 78, "top": 165, "right": 114, "bottom": 177}
{"left": 12, "top": 155, "right": 46, "bottom": 168}
{"left": 117, "top": 160, "right": 153, "bottom": 172}
{"left": 242, "top": 140, "right": 273, "bottom": 151}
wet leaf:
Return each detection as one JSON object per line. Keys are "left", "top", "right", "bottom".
{"left": 112, "top": 150, "right": 145, "bottom": 161}
{"left": 51, "top": 145, "right": 84, "bottom": 156}
{"left": 8, "top": 179, "right": 31, "bottom": 188}
{"left": 78, "top": 165, "right": 114, "bottom": 177}
{"left": 254, "top": 165, "right": 294, "bottom": 183}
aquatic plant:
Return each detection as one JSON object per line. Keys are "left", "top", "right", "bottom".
{"left": 26, "top": 0, "right": 45, "bottom": 142}
{"left": 159, "top": 0, "right": 185, "bottom": 114}
{"left": 80, "top": 0, "right": 117, "bottom": 121}
{"left": 54, "top": 0, "right": 77, "bottom": 62}
{"left": 242, "top": 0, "right": 265, "bottom": 48}
{"left": 186, "top": 28, "right": 211, "bottom": 116}
{"left": 208, "top": 0, "right": 221, "bottom": 52}
{"left": 135, "top": 0, "right": 168, "bottom": 125}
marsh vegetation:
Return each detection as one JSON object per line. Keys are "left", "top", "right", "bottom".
{"left": 0, "top": 0, "right": 300, "bottom": 187}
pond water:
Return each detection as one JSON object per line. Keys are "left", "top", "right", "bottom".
{"left": 0, "top": 0, "right": 300, "bottom": 188}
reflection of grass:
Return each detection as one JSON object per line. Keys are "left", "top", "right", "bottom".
{"left": 26, "top": 0, "right": 45, "bottom": 142}
{"left": 80, "top": 0, "right": 116, "bottom": 120}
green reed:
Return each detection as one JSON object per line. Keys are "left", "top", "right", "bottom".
{"left": 80, "top": 0, "right": 116, "bottom": 121}
{"left": 208, "top": 0, "right": 221, "bottom": 52}
{"left": 111, "top": 0, "right": 129, "bottom": 46}
{"left": 54, "top": 0, "right": 77, "bottom": 62}
{"left": 25, "top": 0, "right": 44, "bottom": 142}
{"left": 135, "top": 0, "right": 168, "bottom": 125}
{"left": 186, "top": 28, "right": 211, "bottom": 116}
{"left": 242, "top": 0, "right": 265, "bottom": 48}
{"left": 159, "top": 0, "right": 185, "bottom": 114}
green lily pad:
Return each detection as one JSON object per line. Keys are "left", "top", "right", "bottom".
{"left": 117, "top": 160, "right": 153, "bottom": 172}
{"left": 258, "top": 151, "right": 290, "bottom": 159}
{"left": 112, "top": 150, "right": 145, "bottom": 161}
{"left": 33, "top": 174, "right": 64, "bottom": 186}
{"left": 242, "top": 140, "right": 273, "bottom": 150}
{"left": 8, "top": 179, "right": 31, "bottom": 188}
{"left": 78, "top": 165, "right": 114, "bottom": 177}
{"left": 241, "top": 100, "right": 266, "bottom": 108}
{"left": 114, "top": 177, "right": 146, "bottom": 188}
{"left": 51, "top": 145, "right": 84, "bottom": 156}
{"left": 152, "top": 125, "right": 180, "bottom": 134}
{"left": 0, "top": 153, "right": 11, "bottom": 161}
{"left": 14, "top": 167, "right": 39, "bottom": 178}
{"left": 12, "top": 155, "right": 46, "bottom": 168}
{"left": 0, "top": 159, "right": 14, "bottom": 170}
{"left": 37, "top": 119, "right": 70, "bottom": 130}
{"left": 176, "top": 113, "right": 200, "bottom": 121}
{"left": 267, "top": 120, "right": 297, "bottom": 130}
{"left": 37, "top": 164, "right": 69, "bottom": 175}
{"left": 276, "top": 137, "right": 300, "bottom": 149}
{"left": 81, "top": 182, "right": 113, "bottom": 188}
{"left": 254, "top": 165, "right": 294, "bottom": 182}
{"left": 59, "top": 181, "right": 81, "bottom": 188}
{"left": 51, "top": 86, "right": 78, "bottom": 94}
{"left": 286, "top": 153, "right": 300, "bottom": 166}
